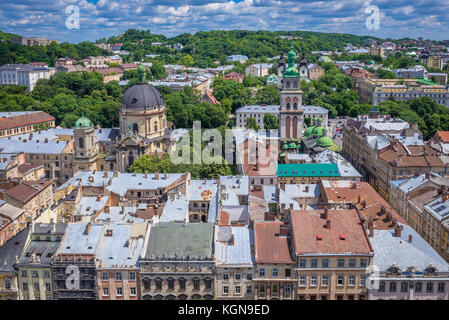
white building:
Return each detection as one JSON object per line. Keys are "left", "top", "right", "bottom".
{"left": 0, "top": 64, "right": 54, "bottom": 91}
{"left": 245, "top": 64, "right": 273, "bottom": 77}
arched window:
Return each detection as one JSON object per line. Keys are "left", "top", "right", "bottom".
{"left": 154, "top": 121, "right": 158, "bottom": 132}
{"left": 286, "top": 81, "right": 290, "bottom": 88}
{"left": 109, "top": 162, "right": 114, "bottom": 171}
{"left": 293, "top": 103, "right": 298, "bottom": 110}
{"left": 286, "top": 103, "right": 291, "bottom": 110}
{"left": 143, "top": 278, "right": 151, "bottom": 290}
{"left": 78, "top": 137, "right": 84, "bottom": 149}
{"left": 132, "top": 123, "right": 138, "bottom": 133}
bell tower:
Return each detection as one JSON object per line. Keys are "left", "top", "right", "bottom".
{"left": 73, "top": 114, "right": 98, "bottom": 174}
{"left": 279, "top": 42, "right": 304, "bottom": 139}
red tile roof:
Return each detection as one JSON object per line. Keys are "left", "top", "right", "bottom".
{"left": 437, "top": 131, "right": 449, "bottom": 143}
{"left": 4, "top": 180, "right": 51, "bottom": 203}
{"left": 0, "top": 112, "right": 54, "bottom": 131}
{"left": 17, "top": 163, "right": 41, "bottom": 174}
{"left": 290, "top": 209, "right": 372, "bottom": 255}
{"left": 254, "top": 221, "right": 293, "bottom": 264}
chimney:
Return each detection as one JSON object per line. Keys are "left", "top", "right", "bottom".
{"left": 368, "top": 221, "right": 374, "bottom": 237}
{"left": 230, "top": 234, "right": 234, "bottom": 245}
{"left": 264, "top": 211, "right": 275, "bottom": 221}
{"left": 113, "top": 170, "right": 118, "bottom": 177}
{"left": 394, "top": 224, "right": 402, "bottom": 237}
{"left": 357, "top": 195, "right": 361, "bottom": 204}
{"left": 325, "top": 220, "right": 331, "bottom": 229}
{"left": 155, "top": 171, "right": 159, "bottom": 180}
{"left": 164, "top": 171, "right": 167, "bottom": 180}
{"left": 85, "top": 222, "right": 92, "bottom": 235}
{"left": 352, "top": 182, "right": 357, "bottom": 189}
{"left": 103, "top": 172, "right": 108, "bottom": 178}
{"left": 361, "top": 200, "right": 367, "bottom": 209}
{"left": 380, "top": 205, "right": 386, "bottom": 215}
{"left": 104, "top": 206, "right": 109, "bottom": 213}
{"left": 323, "top": 208, "right": 329, "bottom": 220}
{"left": 132, "top": 171, "right": 136, "bottom": 176}
{"left": 281, "top": 203, "right": 286, "bottom": 211}
{"left": 44, "top": 138, "right": 48, "bottom": 143}
{"left": 408, "top": 234, "right": 413, "bottom": 243}
{"left": 279, "top": 224, "right": 289, "bottom": 236}
{"left": 385, "top": 211, "right": 393, "bottom": 222}
{"left": 289, "top": 203, "right": 293, "bottom": 210}
{"left": 425, "top": 172, "right": 430, "bottom": 180}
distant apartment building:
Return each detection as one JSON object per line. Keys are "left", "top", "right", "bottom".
{"left": 226, "top": 55, "right": 249, "bottom": 64}
{"left": 0, "top": 200, "right": 26, "bottom": 246}
{"left": 235, "top": 105, "right": 279, "bottom": 129}
{"left": 428, "top": 72, "right": 448, "bottom": 85}
{"left": 245, "top": 64, "right": 273, "bottom": 77}
{"left": 224, "top": 71, "right": 244, "bottom": 83}
{"left": 0, "top": 64, "right": 54, "bottom": 91}
{"left": 2, "top": 180, "right": 53, "bottom": 222}
{"left": 11, "top": 37, "right": 59, "bottom": 46}
{"left": 17, "top": 222, "right": 66, "bottom": 300}
{"left": 393, "top": 65, "right": 428, "bottom": 79}
{"left": 358, "top": 78, "right": 449, "bottom": 107}
{"left": 369, "top": 46, "right": 385, "bottom": 58}
{"left": 0, "top": 111, "right": 55, "bottom": 138}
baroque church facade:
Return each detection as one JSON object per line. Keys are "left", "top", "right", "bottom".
{"left": 73, "top": 65, "right": 172, "bottom": 174}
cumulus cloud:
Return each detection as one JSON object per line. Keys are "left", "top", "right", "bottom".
{"left": 0, "top": 0, "right": 447, "bottom": 42}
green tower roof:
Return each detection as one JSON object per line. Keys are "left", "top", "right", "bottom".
{"left": 75, "top": 115, "right": 93, "bottom": 129}
{"left": 304, "top": 126, "right": 315, "bottom": 137}
{"left": 317, "top": 136, "right": 333, "bottom": 147}
{"left": 288, "top": 143, "right": 296, "bottom": 149}
{"left": 282, "top": 144, "right": 289, "bottom": 150}
{"left": 311, "top": 126, "right": 326, "bottom": 136}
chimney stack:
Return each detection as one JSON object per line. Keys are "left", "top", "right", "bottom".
{"left": 369, "top": 223, "right": 374, "bottom": 238}
{"left": 280, "top": 224, "right": 289, "bottom": 236}
{"left": 361, "top": 200, "right": 367, "bottom": 209}
{"left": 85, "top": 222, "right": 92, "bottom": 235}
{"left": 325, "top": 220, "right": 331, "bottom": 229}
{"left": 394, "top": 224, "right": 403, "bottom": 238}
{"left": 323, "top": 208, "right": 329, "bottom": 220}
{"left": 164, "top": 171, "right": 167, "bottom": 180}
{"left": 113, "top": 170, "right": 118, "bottom": 177}
{"left": 155, "top": 171, "right": 160, "bottom": 180}
{"left": 264, "top": 211, "right": 275, "bottom": 221}
{"left": 408, "top": 234, "right": 413, "bottom": 243}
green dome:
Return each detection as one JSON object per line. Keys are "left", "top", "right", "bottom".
{"left": 296, "top": 143, "right": 302, "bottom": 149}
{"left": 311, "top": 126, "right": 325, "bottom": 136}
{"left": 279, "top": 152, "right": 286, "bottom": 157}
{"left": 289, "top": 138, "right": 296, "bottom": 142}
{"left": 75, "top": 116, "right": 93, "bottom": 129}
{"left": 304, "top": 126, "right": 315, "bottom": 137}
{"left": 288, "top": 143, "right": 296, "bottom": 149}
{"left": 282, "top": 144, "right": 289, "bottom": 150}
{"left": 317, "top": 136, "right": 333, "bottom": 147}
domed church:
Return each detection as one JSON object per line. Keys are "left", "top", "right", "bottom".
{"left": 73, "top": 66, "right": 172, "bottom": 174}
{"left": 115, "top": 65, "right": 172, "bottom": 171}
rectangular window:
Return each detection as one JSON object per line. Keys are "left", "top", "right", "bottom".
{"left": 426, "top": 282, "right": 434, "bottom": 293}
{"left": 285, "top": 283, "right": 291, "bottom": 294}
{"left": 322, "top": 275, "right": 329, "bottom": 286}
{"left": 401, "top": 282, "right": 408, "bottom": 292}
{"left": 22, "top": 282, "right": 28, "bottom": 291}
{"left": 349, "top": 259, "right": 356, "bottom": 268}
{"left": 246, "top": 285, "right": 252, "bottom": 294}
{"left": 322, "top": 259, "right": 329, "bottom": 268}
{"left": 235, "top": 286, "right": 241, "bottom": 294}
{"left": 235, "top": 273, "right": 241, "bottom": 280}
{"left": 338, "top": 259, "right": 345, "bottom": 268}
{"left": 22, "top": 270, "right": 27, "bottom": 277}
{"left": 34, "top": 282, "right": 39, "bottom": 290}
{"left": 360, "top": 259, "right": 367, "bottom": 268}
{"left": 246, "top": 274, "right": 252, "bottom": 281}
{"left": 129, "top": 272, "right": 136, "bottom": 281}
{"left": 130, "top": 287, "right": 136, "bottom": 296}
{"left": 44, "top": 271, "right": 50, "bottom": 278}
{"left": 223, "top": 274, "right": 229, "bottom": 281}
{"left": 272, "top": 269, "right": 278, "bottom": 277}
{"left": 389, "top": 282, "right": 397, "bottom": 292}
{"left": 337, "top": 275, "right": 344, "bottom": 286}
{"left": 102, "top": 272, "right": 108, "bottom": 281}
{"left": 103, "top": 288, "right": 109, "bottom": 296}
{"left": 116, "top": 287, "right": 123, "bottom": 296}
{"left": 115, "top": 272, "right": 122, "bottom": 281}
{"left": 223, "top": 286, "right": 229, "bottom": 294}
{"left": 32, "top": 270, "right": 39, "bottom": 278}
{"left": 311, "top": 259, "right": 318, "bottom": 268}
{"left": 379, "top": 282, "right": 385, "bottom": 292}
{"left": 438, "top": 282, "right": 445, "bottom": 293}
{"left": 45, "top": 283, "right": 51, "bottom": 291}
{"left": 285, "top": 269, "right": 291, "bottom": 277}
{"left": 299, "top": 275, "right": 306, "bottom": 286}
{"left": 259, "top": 269, "right": 265, "bottom": 277}
{"left": 299, "top": 259, "right": 306, "bottom": 268}
{"left": 348, "top": 275, "right": 355, "bottom": 286}
{"left": 360, "top": 275, "right": 366, "bottom": 286}
{"left": 310, "top": 275, "right": 317, "bottom": 286}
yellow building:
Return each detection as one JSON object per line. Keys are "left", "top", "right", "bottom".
{"left": 290, "top": 209, "right": 374, "bottom": 300}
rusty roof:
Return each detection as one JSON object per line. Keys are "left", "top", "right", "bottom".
{"left": 4, "top": 180, "right": 51, "bottom": 204}
{"left": 291, "top": 209, "right": 373, "bottom": 255}
{"left": 254, "top": 221, "right": 293, "bottom": 264}
{"left": 0, "top": 111, "right": 54, "bottom": 131}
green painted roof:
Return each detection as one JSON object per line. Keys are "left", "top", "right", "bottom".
{"left": 288, "top": 143, "right": 296, "bottom": 148}
{"left": 304, "top": 126, "right": 315, "bottom": 137}
{"left": 145, "top": 222, "right": 214, "bottom": 259}
{"left": 75, "top": 116, "right": 93, "bottom": 129}
{"left": 312, "top": 126, "right": 326, "bottom": 136}
{"left": 417, "top": 78, "right": 439, "bottom": 86}
{"left": 282, "top": 144, "right": 289, "bottom": 150}
{"left": 277, "top": 163, "right": 341, "bottom": 177}
{"left": 317, "top": 136, "right": 333, "bottom": 147}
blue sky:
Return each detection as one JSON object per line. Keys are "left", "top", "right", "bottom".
{"left": 0, "top": 1, "right": 448, "bottom": 43}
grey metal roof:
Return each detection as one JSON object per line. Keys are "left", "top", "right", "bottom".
{"left": 18, "top": 240, "right": 61, "bottom": 266}
{"left": 57, "top": 222, "right": 105, "bottom": 255}
{"left": 215, "top": 226, "right": 254, "bottom": 267}
{"left": 144, "top": 222, "right": 214, "bottom": 260}
{"left": 0, "top": 227, "right": 29, "bottom": 272}
{"left": 121, "top": 84, "right": 164, "bottom": 109}
{"left": 371, "top": 223, "right": 449, "bottom": 272}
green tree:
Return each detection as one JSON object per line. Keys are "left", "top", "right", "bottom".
{"left": 263, "top": 113, "right": 279, "bottom": 130}
{"left": 256, "top": 85, "right": 280, "bottom": 105}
